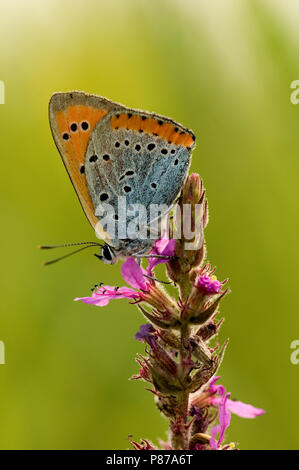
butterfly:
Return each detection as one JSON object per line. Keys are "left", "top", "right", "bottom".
{"left": 46, "top": 91, "right": 196, "bottom": 264}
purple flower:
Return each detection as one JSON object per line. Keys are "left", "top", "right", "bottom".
{"left": 74, "top": 257, "right": 147, "bottom": 306}
{"left": 208, "top": 377, "right": 265, "bottom": 449}
{"left": 197, "top": 275, "right": 222, "bottom": 294}
{"left": 209, "top": 388, "right": 231, "bottom": 450}
{"left": 190, "top": 376, "right": 265, "bottom": 450}
{"left": 147, "top": 238, "right": 176, "bottom": 276}
{"left": 223, "top": 400, "right": 265, "bottom": 419}
{"left": 209, "top": 376, "right": 265, "bottom": 418}
{"left": 134, "top": 324, "right": 156, "bottom": 343}
{"left": 121, "top": 257, "right": 148, "bottom": 291}
{"left": 74, "top": 239, "right": 175, "bottom": 307}
{"left": 134, "top": 323, "right": 158, "bottom": 350}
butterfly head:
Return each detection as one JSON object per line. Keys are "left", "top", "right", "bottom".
{"left": 95, "top": 244, "right": 118, "bottom": 265}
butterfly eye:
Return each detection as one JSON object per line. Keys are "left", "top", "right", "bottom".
{"left": 103, "top": 245, "right": 113, "bottom": 261}
{"left": 101, "top": 245, "right": 117, "bottom": 265}
{"left": 81, "top": 121, "right": 89, "bottom": 131}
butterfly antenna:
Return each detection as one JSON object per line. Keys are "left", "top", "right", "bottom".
{"left": 38, "top": 241, "right": 103, "bottom": 250}
{"left": 41, "top": 244, "right": 102, "bottom": 266}
{"left": 38, "top": 242, "right": 105, "bottom": 266}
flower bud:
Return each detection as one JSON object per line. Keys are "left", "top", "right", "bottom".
{"left": 188, "top": 358, "right": 220, "bottom": 393}
{"left": 149, "top": 361, "right": 183, "bottom": 394}
{"left": 196, "top": 318, "right": 224, "bottom": 341}
{"left": 189, "top": 290, "right": 227, "bottom": 325}
{"left": 189, "top": 340, "right": 229, "bottom": 393}
{"left": 189, "top": 432, "right": 211, "bottom": 450}
{"left": 187, "top": 268, "right": 228, "bottom": 320}
{"left": 138, "top": 305, "right": 180, "bottom": 330}
{"left": 167, "top": 174, "right": 206, "bottom": 295}
{"left": 130, "top": 354, "right": 152, "bottom": 383}
{"left": 189, "top": 335, "right": 213, "bottom": 364}
{"left": 142, "top": 284, "right": 179, "bottom": 319}
{"left": 130, "top": 439, "right": 156, "bottom": 450}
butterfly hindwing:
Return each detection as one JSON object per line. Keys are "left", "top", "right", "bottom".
{"left": 84, "top": 107, "right": 195, "bottom": 249}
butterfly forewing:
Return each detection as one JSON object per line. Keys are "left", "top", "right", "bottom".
{"left": 49, "top": 91, "right": 124, "bottom": 230}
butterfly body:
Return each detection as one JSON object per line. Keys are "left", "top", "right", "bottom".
{"left": 49, "top": 91, "right": 196, "bottom": 263}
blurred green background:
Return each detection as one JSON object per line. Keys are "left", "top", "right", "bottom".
{"left": 0, "top": 0, "right": 298, "bottom": 450}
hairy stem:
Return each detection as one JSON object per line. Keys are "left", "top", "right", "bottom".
{"left": 170, "top": 320, "right": 190, "bottom": 450}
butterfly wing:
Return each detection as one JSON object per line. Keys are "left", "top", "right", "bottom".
{"left": 84, "top": 105, "right": 196, "bottom": 251}
{"left": 48, "top": 91, "right": 126, "bottom": 234}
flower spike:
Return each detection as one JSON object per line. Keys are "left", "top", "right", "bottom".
{"left": 75, "top": 174, "right": 265, "bottom": 450}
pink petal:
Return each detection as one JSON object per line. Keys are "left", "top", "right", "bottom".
{"left": 74, "top": 295, "right": 111, "bottom": 307}
{"left": 147, "top": 238, "right": 176, "bottom": 275}
{"left": 74, "top": 286, "right": 139, "bottom": 307}
{"left": 217, "top": 393, "right": 231, "bottom": 444}
{"left": 121, "top": 258, "right": 147, "bottom": 290}
{"left": 155, "top": 238, "right": 175, "bottom": 253}
{"left": 209, "top": 376, "right": 221, "bottom": 388}
{"left": 210, "top": 425, "right": 221, "bottom": 450}
{"left": 209, "top": 376, "right": 226, "bottom": 396}
{"left": 226, "top": 399, "right": 265, "bottom": 418}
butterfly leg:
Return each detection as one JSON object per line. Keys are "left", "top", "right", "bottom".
{"left": 143, "top": 274, "right": 172, "bottom": 285}
{"left": 134, "top": 254, "right": 172, "bottom": 259}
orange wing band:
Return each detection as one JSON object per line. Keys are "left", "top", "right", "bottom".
{"left": 55, "top": 105, "right": 108, "bottom": 165}
{"left": 110, "top": 113, "right": 195, "bottom": 148}
{"left": 54, "top": 105, "right": 108, "bottom": 228}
